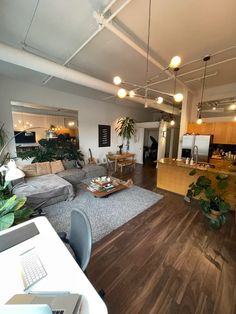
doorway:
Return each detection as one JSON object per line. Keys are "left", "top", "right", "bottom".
{"left": 143, "top": 128, "right": 159, "bottom": 164}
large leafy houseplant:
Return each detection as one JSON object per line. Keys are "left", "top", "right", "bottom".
{"left": 18, "top": 134, "right": 84, "bottom": 162}
{"left": 0, "top": 182, "right": 33, "bottom": 231}
{"left": 115, "top": 117, "right": 135, "bottom": 151}
{"left": 186, "top": 170, "right": 231, "bottom": 229}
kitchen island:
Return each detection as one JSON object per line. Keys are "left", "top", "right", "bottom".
{"left": 157, "top": 158, "right": 236, "bottom": 209}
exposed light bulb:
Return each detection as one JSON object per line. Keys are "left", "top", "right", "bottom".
{"left": 170, "top": 119, "right": 175, "bottom": 126}
{"left": 197, "top": 118, "right": 203, "bottom": 125}
{"left": 129, "top": 90, "right": 135, "bottom": 98}
{"left": 169, "top": 56, "right": 181, "bottom": 69}
{"left": 234, "top": 116, "right": 236, "bottom": 121}
{"left": 173, "top": 93, "right": 183, "bottom": 103}
{"left": 117, "top": 88, "right": 127, "bottom": 98}
{"left": 212, "top": 106, "right": 216, "bottom": 110}
{"left": 229, "top": 103, "right": 236, "bottom": 110}
{"left": 29, "top": 124, "right": 33, "bottom": 127}
{"left": 144, "top": 99, "right": 148, "bottom": 108}
{"left": 18, "top": 120, "right": 22, "bottom": 123}
{"left": 113, "top": 76, "right": 122, "bottom": 85}
{"left": 14, "top": 124, "right": 17, "bottom": 128}
{"left": 68, "top": 121, "right": 75, "bottom": 126}
{"left": 156, "top": 96, "right": 164, "bottom": 104}
{"left": 26, "top": 122, "right": 29, "bottom": 125}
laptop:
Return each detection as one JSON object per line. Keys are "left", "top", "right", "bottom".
{"left": 5, "top": 293, "right": 83, "bottom": 314}
{"left": 0, "top": 304, "right": 52, "bottom": 314}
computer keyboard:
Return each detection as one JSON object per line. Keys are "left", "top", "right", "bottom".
{"left": 20, "top": 247, "right": 47, "bottom": 290}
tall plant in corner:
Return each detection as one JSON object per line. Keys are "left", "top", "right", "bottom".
{"left": 115, "top": 117, "right": 135, "bottom": 151}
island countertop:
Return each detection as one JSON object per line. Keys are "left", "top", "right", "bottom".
{"left": 157, "top": 158, "right": 236, "bottom": 209}
{"left": 158, "top": 158, "right": 236, "bottom": 177}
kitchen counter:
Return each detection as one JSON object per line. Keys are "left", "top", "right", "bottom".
{"left": 157, "top": 158, "right": 236, "bottom": 209}
{"left": 158, "top": 158, "right": 236, "bottom": 177}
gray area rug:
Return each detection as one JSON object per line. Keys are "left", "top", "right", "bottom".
{"left": 44, "top": 183, "right": 163, "bottom": 243}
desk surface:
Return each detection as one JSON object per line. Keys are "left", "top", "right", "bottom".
{"left": 0, "top": 217, "right": 107, "bottom": 314}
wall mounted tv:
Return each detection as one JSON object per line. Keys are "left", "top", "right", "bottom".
{"left": 14, "top": 131, "right": 36, "bottom": 144}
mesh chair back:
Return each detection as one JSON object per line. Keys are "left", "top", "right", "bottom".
{"left": 69, "top": 209, "right": 92, "bottom": 271}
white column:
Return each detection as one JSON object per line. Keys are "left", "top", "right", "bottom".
{"left": 177, "top": 88, "right": 193, "bottom": 158}
{"left": 157, "top": 120, "right": 168, "bottom": 167}
{"left": 169, "top": 127, "right": 175, "bottom": 158}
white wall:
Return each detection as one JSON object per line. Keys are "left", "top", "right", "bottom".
{"left": 0, "top": 76, "right": 153, "bottom": 162}
{"left": 190, "top": 82, "right": 236, "bottom": 122}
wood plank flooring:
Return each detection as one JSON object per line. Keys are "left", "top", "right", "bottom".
{"left": 87, "top": 162, "right": 236, "bottom": 314}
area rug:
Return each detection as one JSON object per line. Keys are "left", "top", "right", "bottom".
{"left": 44, "top": 183, "right": 163, "bottom": 243}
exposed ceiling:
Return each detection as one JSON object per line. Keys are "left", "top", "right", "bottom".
{"left": 0, "top": 0, "right": 236, "bottom": 112}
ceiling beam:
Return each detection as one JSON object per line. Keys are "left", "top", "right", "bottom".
{"left": 0, "top": 43, "right": 180, "bottom": 115}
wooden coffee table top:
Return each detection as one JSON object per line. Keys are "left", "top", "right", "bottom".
{"left": 82, "top": 183, "right": 127, "bottom": 198}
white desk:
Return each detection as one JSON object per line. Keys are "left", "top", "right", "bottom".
{"left": 0, "top": 217, "right": 107, "bottom": 314}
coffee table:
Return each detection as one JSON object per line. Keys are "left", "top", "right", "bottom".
{"left": 83, "top": 180, "right": 127, "bottom": 198}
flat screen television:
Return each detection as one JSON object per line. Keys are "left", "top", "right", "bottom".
{"left": 14, "top": 131, "right": 36, "bottom": 144}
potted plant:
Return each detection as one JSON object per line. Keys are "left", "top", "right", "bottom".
{"left": 18, "top": 135, "right": 84, "bottom": 162}
{"left": 186, "top": 169, "right": 231, "bottom": 229}
{"left": 115, "top": 117, "right": 135, "bottom": 151}
{"left": 0, "top": 181, "right": 33, "bottom": 231}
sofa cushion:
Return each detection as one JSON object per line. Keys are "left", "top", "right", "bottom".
{"left": 23, "top": 164, "right": 37, "bottom": 177}
{"left": 36, "top": 161, "right": 51, "bottom": 176}
{"left": 12, "top": 174, "right": 74, "bottom": 207}
{"left": 57, "top": 168, "right": 86, "bottom": 185}
{"left": 82, "top": 164, "right": 107, "bottom": 178}
{"left": 50, "top": 160, "right": 65, "bottom": 174}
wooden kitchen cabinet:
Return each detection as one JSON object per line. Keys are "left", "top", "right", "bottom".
{"left": 227, "top": 122, "right": 236, "bottom": 144}
{"left": 187, "top": 122, "right": 236, "bottom": 144}
{"left": 187, "top": 122, "right": 214, "bottom": 135}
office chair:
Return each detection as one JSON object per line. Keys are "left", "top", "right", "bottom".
{"left": 59, "top": 209, "right": 105, "bottom": 299}
{"left": 59, "top": 209, "right": 92, "bottom": 272}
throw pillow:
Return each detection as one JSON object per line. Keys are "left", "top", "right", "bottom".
{"left": 62, "top": 159, "right": 76, "bottom": 169}
{"left": 23, "top": 164, "right": 37, "bottom": 177}
{"left": 36, "top": 161, "right": 51, "bottom": 176}
{"left": 50, "top": 160, "right": 65, "bottom": 174}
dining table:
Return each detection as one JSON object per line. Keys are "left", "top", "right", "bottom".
{"left": 107, "top": 152, "right": 135, "bottom": 172}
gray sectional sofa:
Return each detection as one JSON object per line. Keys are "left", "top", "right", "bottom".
{"left": 13, "top": 160, "right": 107, "bottom": 207}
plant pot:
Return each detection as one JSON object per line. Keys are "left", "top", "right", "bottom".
{"left": 208, "top": 209, "right": 221, "bottom": 220}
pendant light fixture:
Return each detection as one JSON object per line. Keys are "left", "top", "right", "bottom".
{"left": 197, "top": 55, "right": 210, "bottom": 124}
{"left": 113, "top": 1, "right": 183, "bottom": 106}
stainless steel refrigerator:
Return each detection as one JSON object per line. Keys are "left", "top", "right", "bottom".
{"left": 181, "top": 135, "right": 213, "bottom": 162}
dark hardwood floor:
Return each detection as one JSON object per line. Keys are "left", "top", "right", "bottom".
{"left": 87, "top": 162, "right": 236, "bottom": 314}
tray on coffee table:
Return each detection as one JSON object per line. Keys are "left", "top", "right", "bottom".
{"left": 83, "top": 182, "right": 127, "bottom": 198}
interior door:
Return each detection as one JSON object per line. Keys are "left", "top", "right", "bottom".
{"left": 130, "top": 127, "right": 144, "bottom": 164}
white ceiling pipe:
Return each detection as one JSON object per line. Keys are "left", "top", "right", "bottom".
{"left": 150, "top": 56, "right": 236, "bottom": 87}
{"left": 95, "top": 13, "right": 191, "bottom": 92}
{"left": 0, "top": 43, "right": 118, "bottom": 94}
{"left": 132, "top": 97, "right": 180, "bottom": 115}
{"left": 0, "top": 43, "right": 180, "bottom": 114}
{"left": 43, "top": 0, "right": 133, "bottom": 85}
{"left": 184, "top": 72, "right": 218, "bottom": 83}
